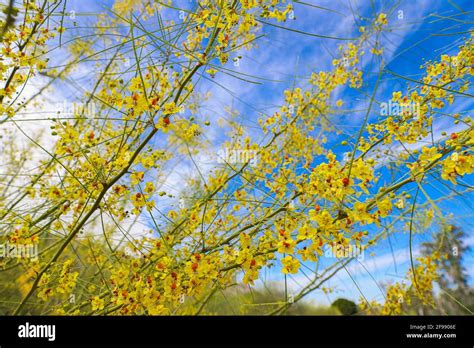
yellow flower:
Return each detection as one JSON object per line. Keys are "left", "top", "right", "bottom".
{"left": 418, "top": 146, "right": 442, "bottom": 165}
{"left": 162, "top": 102, "right": 180, "bottom": 116}
{"left": 277, "top": 237, "right": 296, "bottom": 254}
{"left": 91, "top": 296, "right": 105, "bottom": 311}
{"left": 392, "top": 91, "right": 402, "bottom": 102}
{"left": 376, "top": 13, "right": 388, "bottom": 26}
{"left": 144, "top": 182, "right": 155, "bottom": 194}
{"left": 130, "top": 171, "right": 144, "bottom": 185}
{"left": 377, "top": 197, "right": 392, "bottom": 218}
{"left": 441, "top": 152, "right": 474, "bottom": 184}
{"left": 281, "top": 256, "right": 300, "bottom": 274}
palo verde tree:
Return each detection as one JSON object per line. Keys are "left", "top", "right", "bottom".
{"left": 0, "top": 0, "right": 472, "bottom": 315}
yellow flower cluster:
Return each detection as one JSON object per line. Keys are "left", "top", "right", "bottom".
{"left": 360, "top": 254, "right": 443, "bottom": 315}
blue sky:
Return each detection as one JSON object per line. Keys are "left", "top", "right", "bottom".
{"left": 36, "top": 0, "right": 474, "bottom": 306}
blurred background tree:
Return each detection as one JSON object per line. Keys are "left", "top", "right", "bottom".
{"left": 422, "top": 225, "right": 473, "bottom": 315}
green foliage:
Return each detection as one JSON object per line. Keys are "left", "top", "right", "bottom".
{"left": 331, "top": 298, "right": 358, "bottom": 315}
